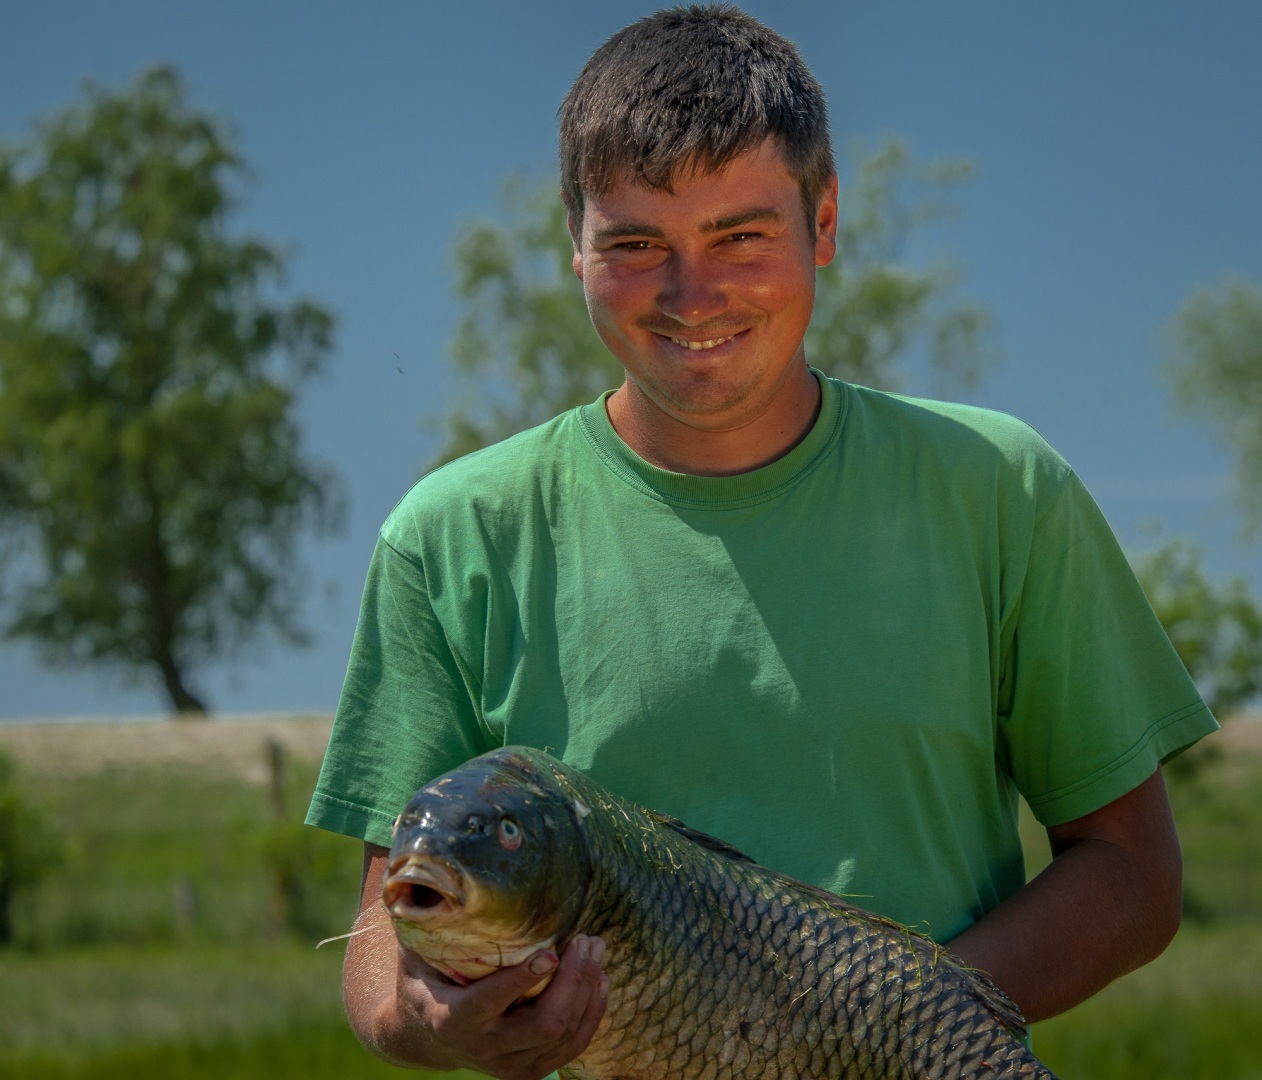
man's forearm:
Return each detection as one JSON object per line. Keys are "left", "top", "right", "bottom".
{"left": 946, "top": 770, "right": 1182, "bottom": 1023}
{"left": 947, "top": 834, "right": 1180, "bottom": 1021}
{"left": 342, "top": 902, "right": 457, "bottom": 1069}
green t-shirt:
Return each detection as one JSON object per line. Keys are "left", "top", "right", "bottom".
{"left": 307, "top": 372, "right": 1215, "bottom": 941}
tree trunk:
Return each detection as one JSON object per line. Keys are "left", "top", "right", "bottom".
{"left": 155, "top": 650, "right": 207, "bottom": 715}
{"left": 138, "top": 465, "right": 208, "bottom": 716}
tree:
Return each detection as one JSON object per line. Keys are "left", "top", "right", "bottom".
{"left": 434, "top": 139, "right": 997, "bottom": 464}
{"left": 439, "top": 176, "right": 611, "bottom": 465}
{"left": 807, "top": 140, "right": 997, "bottom": 395}
{"left": 1163, "top": 278, "right": 1262, "bottom": 535}
{"left": 1133, "top": 540, "right": 1262, "bottom": 775}
{"left": 0, "top": 67, "right": 341, "bottom": 714}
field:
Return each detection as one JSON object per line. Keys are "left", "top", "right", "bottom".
{"left": 1, "top": 715, "right": 1260, "bottom": 1079}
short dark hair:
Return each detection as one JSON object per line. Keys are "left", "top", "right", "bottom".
{"left": 559, "top": 4, "right": 834, "bottom": 234}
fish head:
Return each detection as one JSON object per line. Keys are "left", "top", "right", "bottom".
{"left": 383, "top": 747, "right": 592, "bottom": 989}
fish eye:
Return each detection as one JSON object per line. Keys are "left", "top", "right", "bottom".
{"left": 498, "top": 817, "right": 523, "bottom": 852}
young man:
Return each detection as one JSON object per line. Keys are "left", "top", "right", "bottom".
{"left": 307, "top": 8, "right": 1216, "bottom": 1078}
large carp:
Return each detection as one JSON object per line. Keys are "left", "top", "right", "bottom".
{"left": 383, "top": 746, "right": 1057, "bottom": 1079}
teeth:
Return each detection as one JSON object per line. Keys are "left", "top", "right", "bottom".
{"left": 670, "top": 336, "right": 729, "bottom": 350}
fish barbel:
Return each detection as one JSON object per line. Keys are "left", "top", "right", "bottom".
{"left": 384, "top": 746, "right": 1058, "bottom": 1079}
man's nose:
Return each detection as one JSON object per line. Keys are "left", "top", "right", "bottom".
{"left": 656, "top": 253, "right": 728, "bottom": 326}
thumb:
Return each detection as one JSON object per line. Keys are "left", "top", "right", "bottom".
{"left": 460, "top": 949, "right": 559, "bottom": 1016}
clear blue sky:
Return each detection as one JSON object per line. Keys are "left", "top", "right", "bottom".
{"left": 2, "top": 1, "right": 1259, "bottom": 719}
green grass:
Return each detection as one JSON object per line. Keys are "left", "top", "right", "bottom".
{"left": 2, "top": 727, "right": 1261, "bottom": 1077}
{"left": 0, "top": 942, "right": 345, "bottom": 1058}
{"left": 2, "top": 1022, "right": 489, "bottom": 1080}
{"left": 1173, "top": 765, "right": 1262, "bottom": 922}
{"left": 1032, "top": 920, "right": 1262, "bottom": 1079}
{"left": 12, "top": 757, "right": 362, "bottom": 949}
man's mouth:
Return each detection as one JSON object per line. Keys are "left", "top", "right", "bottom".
{"left": 670, "top": 335, "right": 730, "bottom": 350}
{"left": 659, "top": 326, "right": 749, "bottom": 351}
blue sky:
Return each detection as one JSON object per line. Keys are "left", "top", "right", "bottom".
{"left": 2, "top": 1, "right": 1259, "bottom": 719}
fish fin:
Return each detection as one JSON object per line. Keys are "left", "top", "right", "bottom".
{"left": 652, "top": 813, "right": 756, "bottom": 864}
{"left": 946, "top": 957, "right": 1030, "bottom": 1037}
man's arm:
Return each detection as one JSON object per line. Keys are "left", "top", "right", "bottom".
{"left": 946, "top": 767, "right": 1182, "bottom": 1023}
{"left": 343, "top": 842, "right": 608, "bottom": 1080}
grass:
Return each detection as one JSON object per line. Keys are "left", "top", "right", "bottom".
{"left": 2, "top": 722, "right": 1260, "bottom": 1077}
{"left": 0, "top": 942, "right": 345, "bottom": 1059}
{"left": 2, "top": 1023, "right": 482, "bottom": 1080}
{"left": 12, "top": 757, "right": 361, "bottom": 949}
{"left": 1174, "top": 764, "right": 1262, "bottom": 922}
{"left": 1032, "top": 920, "right": 1262, "bottom": 1079}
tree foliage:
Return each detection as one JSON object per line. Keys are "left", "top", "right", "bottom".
{"left": 806, "top": 140, "right": 996, "bottom": 395}
{"left": 440, "top": 176, "right": 611, "bottom": 465}
{"left": 1163, "top": 278, "right": 1262, "bottom": 535}
{"left": 0, "top": 67, "right": 341, "bottom": 713}
{"left": 434, "top": 138, "right": 997, "bottom": 465}
{"left": 1134, "top": 541, "right": 1262, "bottom": 776}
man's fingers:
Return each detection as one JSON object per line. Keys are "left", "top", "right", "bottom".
{"left": 538, "top": 969, "right": 609, "bottom": 1074}
{"left": 397, "top": 936, "right": 607, "bottom": 1075}
{"left": 514, "top": 936, "right": 606, "bottom": 1044}
{"left": 503, "top": 935, "right": 609, "bottom": 1076}
{"left": 527, "top": 935, "right": 602, "bottom": 1024}
{"left": 449, "top": 948, "right": 561, "bottom": 1018}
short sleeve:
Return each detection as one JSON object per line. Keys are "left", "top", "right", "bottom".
{"left": 305, "top": 536, "right": 495, "bottom": 847}
{"left": 998, "top": 469, "right": 1217, "bottom": 826}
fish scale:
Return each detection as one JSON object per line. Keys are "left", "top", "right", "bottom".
{"left": 385, "top": 747, "right": 1058, "bottom": 1079}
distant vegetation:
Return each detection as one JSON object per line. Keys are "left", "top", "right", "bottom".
{"left": 0, "top": 67, "right": 342, "bottom": 714}
{"left": 1164, "top": 277, "right": 1262, "bottom": 538}
{"left": 0, "top": 748, "right": 60, "bottom": 944}
{"left": 0, "top": 723, "right": 1259, "bottom": 1078}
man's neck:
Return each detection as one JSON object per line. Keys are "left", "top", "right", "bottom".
{"left": 605, "top": 365, "right": 822, "bottom": 477}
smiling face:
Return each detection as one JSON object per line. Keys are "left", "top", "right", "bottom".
{"left": 572, "top": 139, "right": 837, "bottom": 473}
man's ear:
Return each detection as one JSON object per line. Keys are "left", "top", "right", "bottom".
{"left": 814, "top": 174, "right": 839, "bottom": 268}
{"left": 567, "top": 211, "right": 584, "bottom": 281}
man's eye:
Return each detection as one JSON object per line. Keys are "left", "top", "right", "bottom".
{"left": 726, "top": 231, "right": 759, "bottom": 242}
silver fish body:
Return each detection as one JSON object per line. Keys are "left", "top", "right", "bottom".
{"left": 385, "top": 746, "right": 1058, "bottom": 1079}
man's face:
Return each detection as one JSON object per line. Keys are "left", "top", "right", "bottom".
{"left": 571, "top": 139, "right": 837, "bottom": 438}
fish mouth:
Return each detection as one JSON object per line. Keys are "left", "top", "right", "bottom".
{"left": 382, "top": 856, "right": 466, "bottom": 917}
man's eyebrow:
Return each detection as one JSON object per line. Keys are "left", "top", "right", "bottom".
{"left": 703, "top": 207, "right": 783, "bottom": 232}
{"left": 590, "top": 220, "right": 666, "bottom": 244}
{"left": 589, "top": 206, "right": 784, "bottom": 246}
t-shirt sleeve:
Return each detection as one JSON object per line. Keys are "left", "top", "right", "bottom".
{"left": 305, "top": 534, "right": 494, "bottom": 847}
{"left": 997, "top": 467, "right": 1218, "bottom": 826}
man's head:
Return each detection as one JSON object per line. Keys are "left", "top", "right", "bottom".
{"left": 559, "top": 5, "right": 834, "bottom": 237}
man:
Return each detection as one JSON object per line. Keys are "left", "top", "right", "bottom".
{"left": 306, "top": 7, "right": 1216, "bottom": 1078}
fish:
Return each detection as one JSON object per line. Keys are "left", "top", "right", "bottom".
{"left": 383, "top": 745, "right": 1058, "bottom": 1079}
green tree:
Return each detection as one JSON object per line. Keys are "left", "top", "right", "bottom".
{"left": 807, "top": 140, "right": 996, "bottom": 395}
{"left": 1163, "top": 278, "right": 1262, "bottom": 534}
{"left": 1133, "top": 540, "right": 1262, "bottom": 774}
{"left": 0, "top": 67, "right": 341, "bottom": 714}
{"left": 434, "top": 138, "right": 997, "bottom": 464}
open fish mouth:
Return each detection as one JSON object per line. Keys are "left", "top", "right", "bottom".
{"left": 383, "top": 856, "right": 466, "bottom": 917}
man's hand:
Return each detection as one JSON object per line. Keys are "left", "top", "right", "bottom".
{"left": 395, "top": 933, "right": 609, "bottom": 1080}
{"left": 342, "top": 843, "right": 608, "bottom": 1080}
